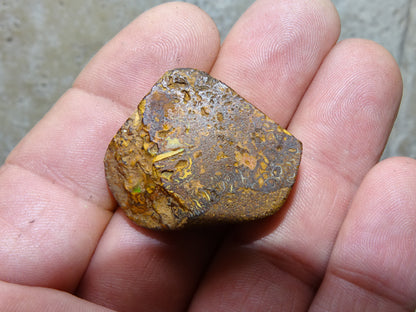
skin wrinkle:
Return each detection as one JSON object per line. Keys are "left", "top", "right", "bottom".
{"left": 0, "top": 169, "right": 105, "bottom": 291}
{"left": 252, "top": 244, "right": 322, "bottom": 290}
{"left": 309, "top": 158, "right": 416, "bottom": 310}
{"left": 279, "top": 156, "right": 355, "bottom": 234}
{"left": 71, "top": 86, "right": 134, "bottom": 113}
{"left": 0, "top": 281, "right": 115, "bottom": 312}
{"left": 5, "top": 159, "right": 107, "bottom": 209}
{"left": 328, "top": 266, "right": 410, "bottom": 310}
{"left": 4, "top": 89, "right": 123, "bottom": 210}
{"left": 0, "top": 163, "right": 103, "bottom": 230}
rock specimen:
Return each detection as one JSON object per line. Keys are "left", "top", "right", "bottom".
{"left": 104, "top": 68, "right": 302, "bottom": 230}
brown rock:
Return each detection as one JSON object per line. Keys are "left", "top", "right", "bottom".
{"left": 104, "top": 68, "right": 302, "bottom": 230}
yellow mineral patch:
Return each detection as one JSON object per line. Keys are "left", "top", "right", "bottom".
{"left": 254, "top": 132, "right": 266, "bottom": 142}
{"left": 175, "top": 159, "right": 188, "bottom": 171}
{"left": 179, "top": 158, "right": 193, "bottom": 179}
{"left": 144, "top": 141, "right": 159, "bottom": 156}
{"left": 143, "top": 141, "right": 151, "bottom": 151}
{"left": 160, "top": 171, "right": 173, "bottom": 181}
{"left": 253, "top": 109, "right": 263, "bottom": 118}
{"left": 201, "top": 190, "right": 211, "bottom": 201}
{"left": 237, "top": 141, "right": 249, "bottom": 150}
{"left": 189, "top": 180, "right": 204, "bottom": 192}
{"left": 182, "top": 90, "right": 190, "bottom": 102}
{"left": 146, "top": 186, "right": 154, "bottom": 194}
{"left": 235, "top": 151, "right": 257, "bottom": 170}
{"left": 166, "top": 137, "right": 183, "bottom": 149}
{"left": 216, "top": 151, "right": 228, "bottom": 161}
{"left": 138, "top": 99, "right": 146, "bottom": 114}
{"left": 201, "top": 106, "right": 210, "bottom": 116}
{"left": 120, "top": 138, "right": 129, "bottom": 147}
{"left": 182, "top": 163, "right": 193, "bottom": 179}
{"left": 153, "top": 149, "right": 184, "bottom": 163}
{"left": 148, "top": 144, "right": 159, "bottom": 156}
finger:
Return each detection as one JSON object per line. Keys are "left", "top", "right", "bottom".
{"left": 269, "top": 39, "right": 403, "bottom": 277}
{"left": 77, "top": 210, "right": 223, "bottom": 312}
{"left": 190, "top": 16, "right": 402, "bottom": 312}
{"left": 309, "top": 157, "right": 416, "bottom": 311}
{"left": 0, "top": 281, "right": 112, "bottom": 311}
{"left": 74, "top": 3, "right": 220, "bottom": 108}
{"left": 73, "top": 3, "right": 223, "bottom": 312}
{"left": 0, "top": 1, "right": 220, "bottom": 295}
{"left": 210, "top": 0, "right": 340, "bottom": 124}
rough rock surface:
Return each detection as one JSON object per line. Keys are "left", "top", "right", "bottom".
{"left": 105, "top": 68, "right": 302, "bottom": 230}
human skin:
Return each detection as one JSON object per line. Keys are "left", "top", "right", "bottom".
{"left": 1, "top": 1, "right": 416, "bottom": 311}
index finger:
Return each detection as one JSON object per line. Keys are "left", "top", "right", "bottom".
{"left": 0, "top": 1, "right": 220, "bottom": 294}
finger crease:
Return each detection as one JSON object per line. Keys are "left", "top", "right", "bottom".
{"left": 330, "top": 266, "right": 411, "bottom": 310}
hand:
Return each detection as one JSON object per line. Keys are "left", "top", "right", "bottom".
{"left": 1, "top": 1, "right": 415, "bottom": 311}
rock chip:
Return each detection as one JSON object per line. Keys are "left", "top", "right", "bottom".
{"left": 104, "top": 68, "right": 302, "bottom": 230}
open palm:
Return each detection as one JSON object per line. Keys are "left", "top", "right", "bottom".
{"left": 1, "top": 1, "right": 415, "bottom": 311}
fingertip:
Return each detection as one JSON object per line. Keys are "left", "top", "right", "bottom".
{"left": 74, "top": 1, "right": 220, "bottom": 107}
{"left": 359, "top": 156, "right": 416, "bottom": 209}
{"left": 319, "top": 156, "right": 416, "bottom": 309}
{"left": 210, "top": 0, "right": 341, "bottom": 124}
{"left": 292, "top": 38, "right": 404, "bottom": 184}
{"left": 335, "top": 38, "right": 403, "bottom": 95}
